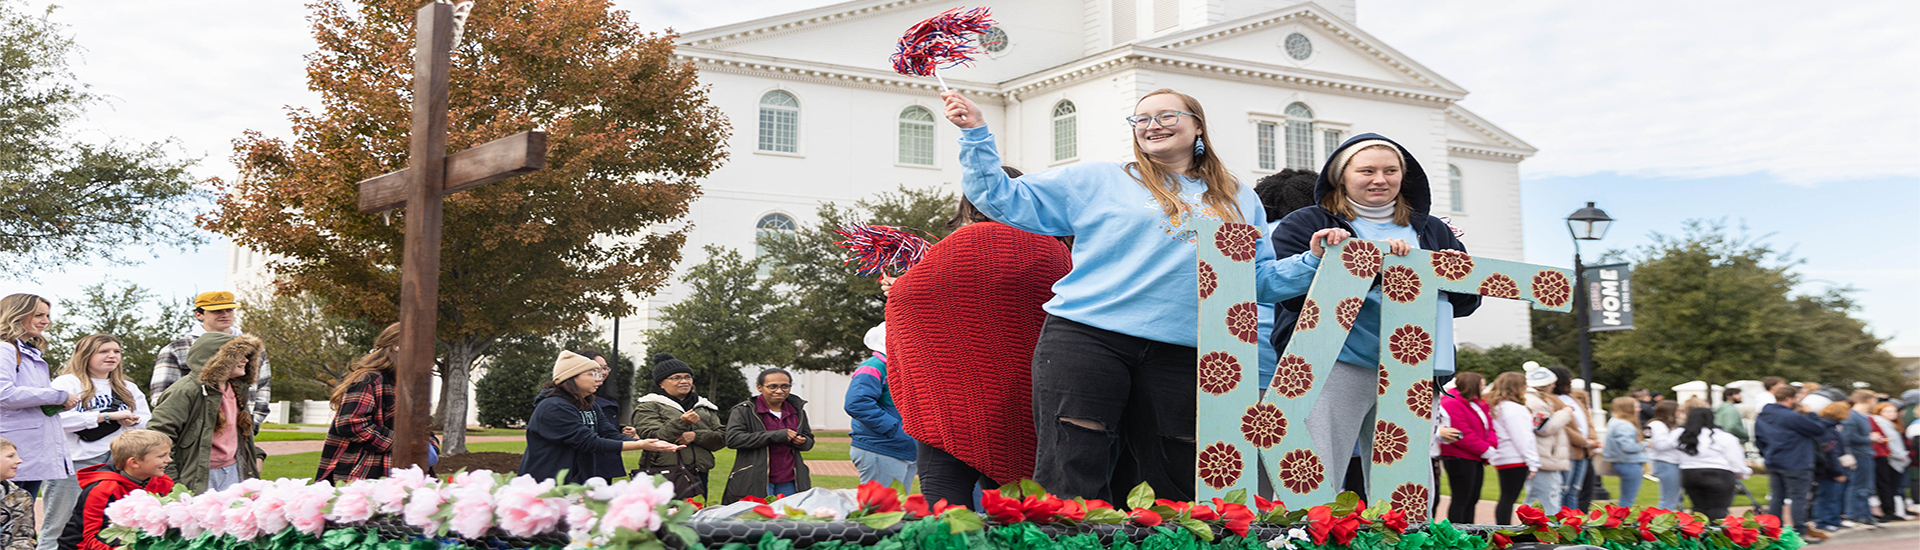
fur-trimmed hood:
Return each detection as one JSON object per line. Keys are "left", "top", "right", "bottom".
{"left": 186, "top": 332, "right": 262, "bottom": 388}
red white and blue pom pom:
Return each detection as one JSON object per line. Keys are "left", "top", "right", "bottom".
{"left": 889, "top": 7, "right": 995, "bottom": 82}
{"left": 834, "top": 224, "right": 932, "bottom": 277}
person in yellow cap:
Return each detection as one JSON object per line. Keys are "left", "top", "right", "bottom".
{"left": 519, "top": 351, "right": 681, "bottom": 484}
{"left": 147, "top": 292, "right": 270, "bottom": 425}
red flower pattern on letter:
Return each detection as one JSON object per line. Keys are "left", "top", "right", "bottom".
{"left": 1271, "top": 354, "right": 1314, "bottom": 399}
{"left": 1531, "top": 270, "right": 1572, "bottom": 308}
{"left": 1214, "top": 224, "right": 1260, "bottom": 262}
{"left": 1334, "top": 297, "right": 1364, "bottom": 331}
{"left": 1296, "top": 299, "right": 1319, "bottom": 331}
{"left": 1376, "top": 367, "right": 1389, "bottom": 396}
{"left": 1197, "top": 441, "right": 1244, "bottom": 490}
{"left": 1240, "top": 402, "right": 1287, "bottom": 448}
{"left": 1431, "top": 252, "right": 1474, "bottom": 281}
{"left": 1198, "top": 261, "right": 1218, "bottom": 300}
{"left": 1341, "top": 240, "right": 1382, "bottom": 278}
{"left": 1226, "top": 302, "right": 1259, "bottom": 344}
{"left": 1278, "top": 449, "right": 1325, "bottom": 495}
{"left": 1198, "top": 351, "right": 1241, "bottom": 396}
{"left": 1389, "top": 483, "right": 1430, "bottom": 524}
{"left": 1479, "top": 273, "right": 1520, "bottom": 299}
{"left": 1372, "top": 420, "right": 1410, "bottom": 465}
{"left": 1406, "top": 378, "right": 1435, "bottom": 420}
{"left": 1382, "top": 265, "right": 1422, "bottom": 303}
{"left": 1387, "top": 324, "right": 1434, "bottom": 366}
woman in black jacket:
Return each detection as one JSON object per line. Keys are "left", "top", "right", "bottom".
{"left": 520, "top": 351, "right": 679, "bottom": 484}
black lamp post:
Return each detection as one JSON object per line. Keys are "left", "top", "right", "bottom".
{"left": 1566, "top": 202, "right": 1614, "bottom": 391}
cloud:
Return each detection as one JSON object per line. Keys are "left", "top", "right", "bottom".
{"left": 1361, "top": 0, "right": 1920, "bottom": 184}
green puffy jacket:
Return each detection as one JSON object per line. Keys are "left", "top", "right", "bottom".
{"left": 630, "top": 392, "right": 726, "bottom": 472}
{"left": 148, "top": 333, "right": 266, "bottom": 494}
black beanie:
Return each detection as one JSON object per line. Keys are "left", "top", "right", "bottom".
{"left": 651, "top": 353, "right": 694, "bottom": 388}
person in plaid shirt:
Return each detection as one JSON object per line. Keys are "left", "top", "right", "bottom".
{"left": 315, "top": 323, "right": 429, "bottom": 482}
{"left": 147, "top": 292, "right": 269, "bottom": 427}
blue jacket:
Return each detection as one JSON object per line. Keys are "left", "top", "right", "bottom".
{"left": 1754, "top": 403, "right": 1826, "bottom": 471}
{"left": 1841, "top": 411, "right": 1875, "bottom": 457}
{"left": 519, "top": 390, "right": 635, "bottom": 484}
{"left": 1813, "top": 416, "right": 1849, "bottom": 480}
{"left": 1602, "top": 417, "right": 1649, "bottom": 464}
{"left": 1266, "top": 134, "right": 1481, "bottom": 366}
{"left": 845, "top": 354, "right": 915, "bottom": 461}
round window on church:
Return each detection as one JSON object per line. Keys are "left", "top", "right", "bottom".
{"left": 1284, "top": 33, "right": 1312, "bottom": 60}
{"left": 979, "top": 26, "right": 1010, "bottom": 54}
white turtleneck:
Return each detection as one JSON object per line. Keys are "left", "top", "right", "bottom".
{"left": 1347, "top": 200, "right": 1397, "bottom": 224}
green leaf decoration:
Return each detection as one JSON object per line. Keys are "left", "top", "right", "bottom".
{"left": 1223, "top": 489, "right": 1247, "bottom": 506}
{"left": 944, "top": 508, "right": 985, "bottom": 533}
{"left": 1083, "top": 506, "right": 1128, "bottom": 524}
{"left": 1361, "top": 498, "right": 1389, "bottom": 521}
{"left": 1126, "top": 482, "right": 1156, "bottom": 511}
{"left": 1176, "top": 518, "right": 1214, "bottom": 542}
{"left": 860, "top": 511, "right": 907, "bottom": 530}
{"left": 1332, "top": 492, "right": 1360, "bottom": 516}
{"left": 1020, "top": 479, "right": 1047, "bottom": 498}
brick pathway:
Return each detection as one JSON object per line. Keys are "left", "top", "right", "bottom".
{"left": 258, "top": 435, "right": 524, "bottom": 455}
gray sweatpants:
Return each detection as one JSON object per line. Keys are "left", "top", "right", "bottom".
{"left": 1307, "top": 361, "right": 1379, "bottom": 492}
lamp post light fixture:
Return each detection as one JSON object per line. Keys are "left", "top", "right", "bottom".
{"left": 1566, "top": 201, "right": 1614, "bottom": 392}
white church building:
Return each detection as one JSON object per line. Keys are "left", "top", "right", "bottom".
{"left": 230, "top": 0, "right": 1539, "bottom": 429}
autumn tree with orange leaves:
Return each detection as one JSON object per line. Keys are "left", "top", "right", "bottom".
{"left": 201, "top": 0, "right": 728, "bottom": 452}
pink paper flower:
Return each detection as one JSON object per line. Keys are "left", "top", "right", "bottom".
{"left": 598, "top": 479, "right": 668, "bottom": 536}
{"left": 446, "top": 477, "right": 498, "bottom": 538}
{"left": 388, "top": 467, "right": 432, "bottom": 491}
{"left": 495, "top": 476, "right": 567, "bottom": 537}
{"left": 565, "top": 504, "right": 597, "bottom": 540}
{"left": 163, "top": 495, "right": 202, "bottom": 538}
{"left": 221, "top": 501, "right": 263, "bottom": 541}
{"left": 103, "top": 490, "right": 168, "bottom": 536}
{"left": 403, "top": 486, "right": 448, "bottom": 534}
{"left": 186, "top": 491, "right": 234, "bottom": 535}
{"left": 283, "top": 483, "right": 336, "bottom": 535}
{"left": 327, "top": 483, "right": 377, "bottom": 525}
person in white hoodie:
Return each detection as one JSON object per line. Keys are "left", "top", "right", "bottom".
{"left": 1646, "top": 401, "right": 1686, "bottom": 510}
{"left": 1676, "top": 407, "right": 1752, "bottom": 521}
{"left": 1486, "top": 372, "right": 1540, "bottom": 525}
{"left": 37, "top": 334, "right": 148, "bottom": 550}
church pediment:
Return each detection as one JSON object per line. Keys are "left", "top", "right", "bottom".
{"left": 1447, "top": 105, "right": 1537, "bottom": 159}
{"left": 1144, "top": 3, "right": 1465, "bottom": 94}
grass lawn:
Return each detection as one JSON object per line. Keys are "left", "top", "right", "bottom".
{"left": 259, "top": 430, "right": 858, "bottom": 504}
{"left": 1440, "top": 464, "right": 1773, "bottom": 509}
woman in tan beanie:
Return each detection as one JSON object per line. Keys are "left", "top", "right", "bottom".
{"left": 520, "top": 351, "right": 680, "bottom": 484}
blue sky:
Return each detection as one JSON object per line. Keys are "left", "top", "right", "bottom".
{"left": 6, "top": 0, "right": 1915, "bottom": 354}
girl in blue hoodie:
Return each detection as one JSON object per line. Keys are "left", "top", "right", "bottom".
{"left": 940, "top": 90, "right": 1342, "bottom": 502}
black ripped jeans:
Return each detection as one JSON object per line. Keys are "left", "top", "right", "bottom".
{"left": 1030, "top": 315, "right": 1197, "bottom": 504}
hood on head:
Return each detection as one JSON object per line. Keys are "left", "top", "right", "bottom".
{"left": 191, "top": 333, "right": 263, "bottom": 387}
{"left": 1312, "top": 133, "right": 1431, "bottom": 215}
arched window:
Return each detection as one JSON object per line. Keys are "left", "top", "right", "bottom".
{"left": 757, "top": 91, "right": 799, "bottom": 153}
{"left": 898, "top": 106, "right": 936, "bottom": 166}
{"left": 1284, "top": 102, "right": 1314, "bottom": 169}
{"left": 1448, "top": 164, "right": 1465, "bottom": 213}
{"left": 1052, "top": 100, "right": 1078, "bottom": 162}
{"left": 754, "top": 213, "right": 797, "bottom": 276}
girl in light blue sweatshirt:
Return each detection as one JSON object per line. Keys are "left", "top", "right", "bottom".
{"left": 1605, "top": 396, "right": 1652, "bottom": 505}
{"left": 939, "top": 90, "right": 1344, "bottom": 502}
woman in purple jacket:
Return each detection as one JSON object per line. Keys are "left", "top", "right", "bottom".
{"left": 0, "top": 294, "right": 78, "bottom": 502}
{"left": 1439, "top": 373, "right": 1497, "bottom": 524}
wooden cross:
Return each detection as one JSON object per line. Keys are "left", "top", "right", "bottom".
{"left": 357, "top": 1, "right": 546, "bottom": 469}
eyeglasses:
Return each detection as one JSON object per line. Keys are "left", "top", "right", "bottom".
{"left": 664, "top": 374, "right": 694, "bottom": 382}
{"left": 588, "top": 369, "right": 608, "bottom": 380}
{"left": 1125, "top": 111, "right": 1199, "bottom": 129}
{"left": 762, "top": 384, "right": 792, "bottom": 390}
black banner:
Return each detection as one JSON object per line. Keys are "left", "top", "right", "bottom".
{"left": 1585, "top": 263, "right": 1634, "bottom": 332}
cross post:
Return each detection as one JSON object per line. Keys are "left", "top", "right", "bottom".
{"left": 357, "top": 1, "right": 546, "bottom": 469}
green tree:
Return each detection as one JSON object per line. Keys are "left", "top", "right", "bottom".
{"left": 237, "top": 290, "right": 381, "bottom": 405}
{"left": 1529, "top": 310, "right": 1580, "bottom": 372}
{"left": 644, "top": 246, "right": 787, "bottom": 410}
{"left": 1592, "top": 221, "right": 1907, "bottom": 393}
{"left": 759, "top": 186, "right": 957, "bottom": 373}
{"left": 0, "top": 2, "right": 202, "bottom": 271}
{"left": 201, "top": 0, "right": 729, "bottom": 452}
{"left": 1454, "top": 344, "right": 1564, "bottom": 383}
{"left": 45, "top": 280, "right": 191, "bottom": 386}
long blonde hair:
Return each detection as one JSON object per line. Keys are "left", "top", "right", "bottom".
{"left": 1318, "top": 143, "right": 1416, "bottom": 225}
{"left": 0, "top": 294, "right": 50, "bottom": 347}
{"left": 59, "top": 334, "right": 137, "bottom": 410}
{"left": 331, "top": 323, "right": 402, "bottom": 408}
{"left": 1484, "top": 372, "right": 1528, "bottom": 417}
{"left": 1128, "top": 89, "right": 1244, "bottom": 225}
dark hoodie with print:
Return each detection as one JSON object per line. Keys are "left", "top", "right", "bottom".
{"left": 1266, "top": 132, "right": 1481, "bottom": 358}
{"left": 58, "top": 463, "right": 174, "bottom": 550}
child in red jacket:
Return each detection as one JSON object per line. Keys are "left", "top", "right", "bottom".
{"left": 58, "top": 429, "right": 174, "bottom": 550}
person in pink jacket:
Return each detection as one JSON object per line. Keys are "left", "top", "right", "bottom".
{"left": 1440, "top": 373, "right": 1498, "bottom": 524}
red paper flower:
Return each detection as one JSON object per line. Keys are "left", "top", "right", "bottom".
{"left": 1019, "top": 495, "right": 1067, "bottom": 523}
{"left": 1278, "top": 449, "right": 1325, "bottom": 494}
{"left": 1555, "top": 507, "right": 1585, "bottom": 530}
{"left": 1376, "top": 367, "right": 1390, "bottom": 396}
{"left": 1516, "top": 505, "right": 1550, "bottom": 529}
{"left": 1388, "top": 324, "right": 1434, "bottom": 366}
{"left": 1379, "top": 509, "right": 1409, "bottom": 533}
{"left": 1188, "top": 504, "right": 1220, "bottom": 521}
{"left": 1597, "top": 504, "right": 1631, "bottom": 528}
{"left": 1225, "top": 302, "right": 1259, "bottom": 344}
{"left": 1198, "top": 351, "right": 1242, "bottom": 396}
{"left": 856, "top": 481, "right": 902, "bottom": 513}
{"left": 1305, "top": 506, "right": 1334, "bottom": 545}
{"left": 1372, "top": 420, "right": 1411, "bottom": 465}
{"left": 1056, "top": 498, "right": 1087, "bottom": 522}
{"left": 1129, "top": 508, "right": 1163, "bottom": 527}
{"left": 1296, "top": 298, "right": 1320, "bottom": 331}
{"left": 1479, "top": 273, "right": 1520, "bottom": 299}
{"left": 903, "top": 494, "right": 960, "bottom": 518}
{"left": 1754, "top": 514, "right": 1781, "bottom": 538}
{"left": 1388, "top": 483, "right": 1428, "bottom": 524}
{"left": 1531, "top": 270, "right": 1572, "bottom": 308}
{"left": 1431, "top": 252, "right": 1475, "bottom": 281}
{"left": 1722, "top": 516, "right": 1758, "bottom": 546}
{"left": 1335, "top": 297, "right": 1364, "bottom": 331}
{"left": 1271, "top": 354, "right": 1314, "bottom": 399}
{"left": 1341, "top": 240, "right": 1383, "bottom": 279}
{"left": 1253, "top": 495, "right": 1282, "bottom": 514}
{"left": 1198, "top": 261, "right": 1218, "bottom": 300}
{"left": 752, "top": 505, "right": 779, "bottom": 518}
{"left": 741, "top": 495, "right": 768, "bottom": 504}
{"left": 1215, "top": 223, "right": 1260, "bottom": 262}
{"left": 1406, "top": 378, "right": 1436, "bottom": 420}
{"left": 1676, "top": 513, "right": 1706, "bottom": 537}
{"left": 1491, "top": 533, "right": 1513, "bottom": 549}
{"left": 981, "top": 490, "right": 1025, "bottom": 523}
{"left": 1382, "top": 265, "right": 1423, "bottom": 303}
{"left": 1216, "top": 501, "right": 1255, "bottom": 537}
{"left": 1240, "top": 402, "right": 1288, "bottom": 449}
{"left": 1328, "top": 508, "right": 1370, "bottom": 545}
{"left": 1197, "top": 441, "right": 1245, "bottom": 490}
